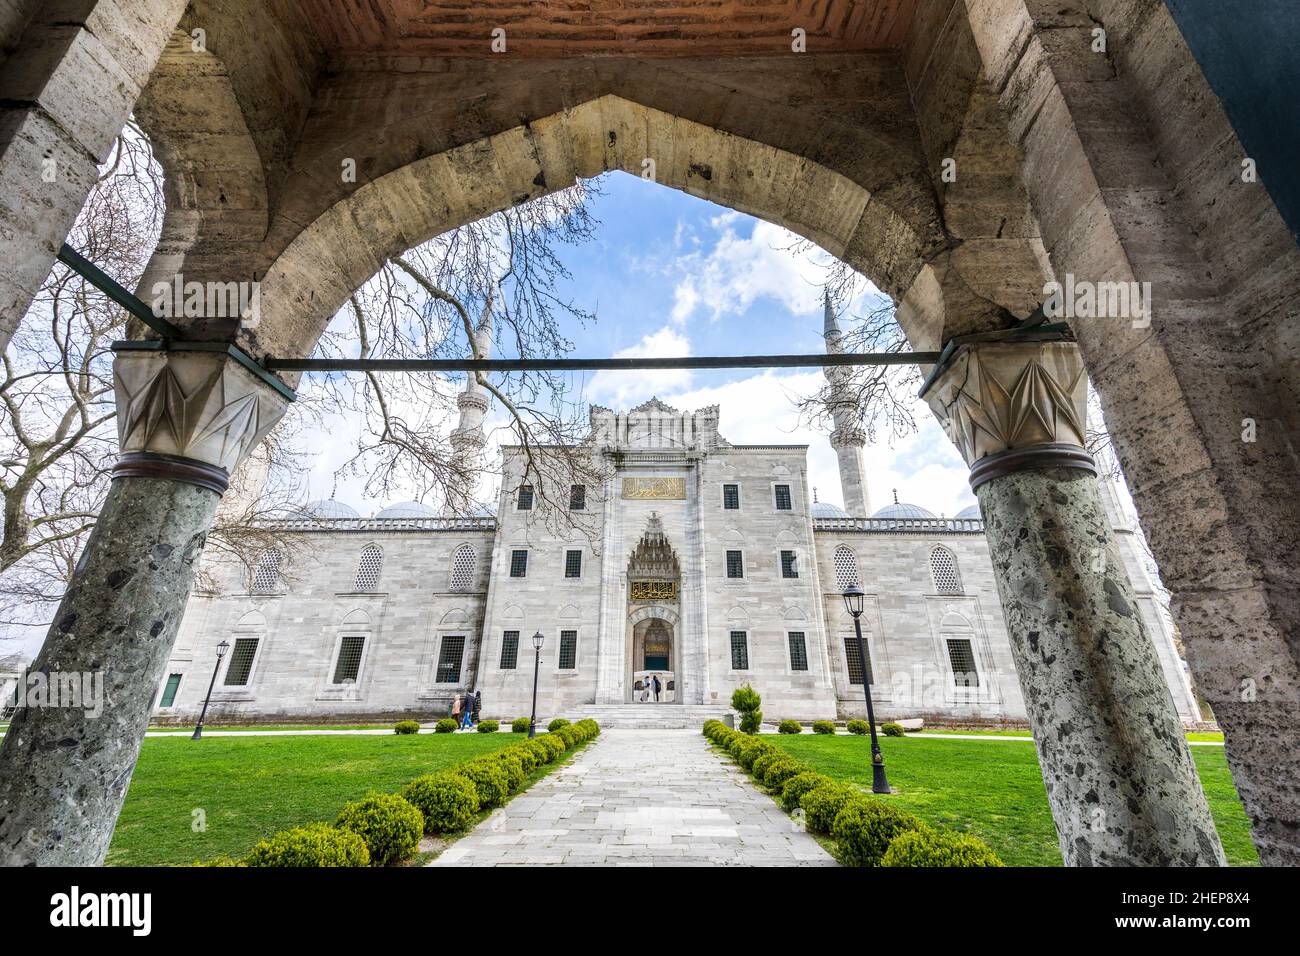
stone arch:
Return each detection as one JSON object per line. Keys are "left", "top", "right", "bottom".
{"left": 558, "top": 604, "right": 581, "bottom": 620}
{"left": 628, "top": 605, "right": 679, "bottom": 628}
{"left": 250, "top": 95, "right": 965, "bottom": 362}
{"left": 234, "top": 609, "right": 266, "bottom": 629}
{"left": 341, "top": 608, "right": 370, "bottom": 627}
{"left": 439, "top": 608, "right": 469, "bottom": 626}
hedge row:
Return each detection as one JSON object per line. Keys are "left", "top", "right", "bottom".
{"left": 701, "top": 720, "right": 1001, "bottom": 868}
{"left": 201, "top": 719, "right": 601, "bottom": 867}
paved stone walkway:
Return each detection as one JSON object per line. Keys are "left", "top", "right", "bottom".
{"left": 430, "top": 728, "right": 836, "bottom": 867}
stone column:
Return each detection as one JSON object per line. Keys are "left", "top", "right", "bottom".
{"left": 922, "top": 339, "right": 1224, "bottom": 866}
{"left": 0, "top": 347, "right": 289, "bottom": 865}
{"left": 0, "top": 0, "right": 188, "bottom": 349}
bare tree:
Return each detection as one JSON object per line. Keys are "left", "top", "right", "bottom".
{"left": 313, "top": 182, "right": 613, "bottom": 541}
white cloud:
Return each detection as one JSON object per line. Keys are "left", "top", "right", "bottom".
{"left": 587, "top": 325, "right": 693, "bottom": 408}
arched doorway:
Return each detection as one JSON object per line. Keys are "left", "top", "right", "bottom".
{"left": 631, "top": 617, "right": 675, "bottom": 704}
{"left": 626, "top": 513, "right": 681, "bottom": 704}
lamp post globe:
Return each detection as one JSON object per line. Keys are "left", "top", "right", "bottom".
{"left": 528, "top": 631, "right": 544, "bottom": 738}
{"left": 841, "top": 585, "right": 890, "bottom": 793}
{"left": 192, "top": 639, "right": 230, "bottom": 741}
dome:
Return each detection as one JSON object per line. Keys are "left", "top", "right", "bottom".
{"left": 295, "top": 499, "right": 360, "bottom": 520}
{"left": 871, "top": 501, "right": 937, "bottom": 520}
{"left": 374, "top": 501, "right": 438, "bottom": 520}
{"left": 955, "top": 504, "right": 981, "bottom": 520}
{"left": 811, "top": 501, "right": 850, "bottom": 519}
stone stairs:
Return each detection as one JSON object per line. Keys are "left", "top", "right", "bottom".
{"left": 560, "top": 704, "right": 731, "bottom": 730}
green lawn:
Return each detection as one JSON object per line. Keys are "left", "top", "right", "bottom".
{"left": 107, "top": 733, "right": 523, "bottom": 866}
{"left": 765, "top": 734, "right": 1258, "bottom": 867}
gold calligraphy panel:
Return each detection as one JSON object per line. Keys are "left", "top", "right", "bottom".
{"left": 630, "top": 580, "right": 677, "bottom": 601}
{"left": 622, "top": 477, "right": 686, "bottom": 500}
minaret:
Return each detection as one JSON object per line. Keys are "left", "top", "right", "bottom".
{"left": 822, "top": 291, "right": 871, "bottom": 516}
{"left": 446, "top": 293, "right": 494, "bottom": 514}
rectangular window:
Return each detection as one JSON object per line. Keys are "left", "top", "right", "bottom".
{"left": 500, "top": 630, "right": 520, "bottom": 669}
{"left": 844, "top": 636, "right": 874, "bottom": 686}
{"left": 729, "top": 631, "right": 749, "bottom": 670}
{"left": 509, "top": 549, "right": 528, "bottom": 577}
{"left": 559, "top": 630, "right": 577, "bottom": 669}
{"left": 565, "top": 549, "right": 582, "bottom": 578}
{"left": 436, "top": 636, "right": 466, "bottom": 683}
{"left": 780, "top": 550, "right": 798, "bottom": 578}
{"left": 726, "top": 550, "right": 744, "bottom": 579}
{"left": 774, "top": 484, "right": 792, "bottom": 510}
{"left": 788, "top": 632, "right": 808, "bottom": 671}
{"left": 722, "top": 484, "right": 739, "bottom": 510}
{"left": 569, "top": 484, "right": 585, "bottom": 510}
{"left": 946, "top": 638, "right": 980, "bottom": 688}
{"left": 159, "top": 673, "right": 182, "bottom": 707}
{"left": 223, "top": 638, "right": 259, "bottom": 686}
{"left": 517, "top": 484, "right": 534, "bottom": 510}
{"left": 332, "top": 635, "right": 366, "bottom": 684}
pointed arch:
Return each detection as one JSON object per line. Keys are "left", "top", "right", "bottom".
{"left": 449, "top": 543, "right": 477, "bottom": 591}
{"left": 353, "top": 544, "right": 383, "bottom": 592}
{"left": 930, "top": 545, "right": 963, "bottom": 595}
{"left": 832, "top": 545, "right": 860, "bottom": 591}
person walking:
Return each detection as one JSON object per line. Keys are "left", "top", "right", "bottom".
{"left": 652, "top": 674, "right": 662, "bottom": 703}
{"left": 448, "top": 695, "right": 461, "bottom": 726}
{"left": 473, "top": 689, "right": 482, "bottom": 724}
{"left": 461, "top": 690, "right": 475, "bottom": 730}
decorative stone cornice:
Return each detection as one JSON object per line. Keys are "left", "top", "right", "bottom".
{"left": 113, "top": 349, "right": 290, "bottom": 493}
{"left": 829, "top": 426, "right": 866, "bottom": 449}
{"left": 921, "top": 341, "right": 1094, "bottom": 489}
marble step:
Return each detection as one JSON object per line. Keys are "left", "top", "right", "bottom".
{"left": 558, "top": 705, "right": 731, "bottom": 730}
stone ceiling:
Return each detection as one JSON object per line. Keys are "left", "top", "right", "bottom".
{"left": 300, "top": 0, "right": 921, "bottom": 56}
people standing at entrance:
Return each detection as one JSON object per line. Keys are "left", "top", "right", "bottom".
{"left": 652, "top": 674, "right": 662, "bottom": 702}
{"left": 461, "top": 690, "right": 475, "bottom": 730}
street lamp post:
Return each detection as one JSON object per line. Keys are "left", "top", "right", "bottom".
{"left": 528, "top": 630, "right": 544, "bottom": 739}
{"left": 191, "top": 639, "right": 230, "bottom": 741}
{"left": 842, "top": 585, "right": 890, "bottom": 793}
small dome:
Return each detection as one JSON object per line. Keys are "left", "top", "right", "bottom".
{"left": 955, "top": 504, "right": 981, "bottom": 520}
{"left": 871, "top": 501, "right": 937, "bottom": 520}
{"left": 296, "top": 499, "right": 360, "bottom": 520}
{"left": 811, "top": 501, "right": 850, "bottom": 519}
{"left": 374, "top": 501, "right": 438, "bottom": 520}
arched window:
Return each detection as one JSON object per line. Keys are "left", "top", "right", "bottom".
{"left": 354, "top": 545, "right": 383, "bottom": 592}
{"left": 930, "top": 546, "right": 963, "bottom": 595}
{"left": 833, "top": 546, "right": 860, "bottom": 591}
{"left": 449, "top": 544, "right": 476, "bottom": 592}
{"left": 251, "top": 549, "right": 282, "bottom": 594}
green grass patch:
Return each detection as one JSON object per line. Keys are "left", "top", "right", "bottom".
{"left": 767, "top": 735, "right": 1257, "bottom": 867}
{"left": 148, "top": 724, "right": 394, "bottom": 733}
{"left": 107, "top": 733, "right": 517, "bottom": 866}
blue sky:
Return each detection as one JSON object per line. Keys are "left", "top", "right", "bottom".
{"left": 304, "top": 171, "right": 979, "bottom": 518}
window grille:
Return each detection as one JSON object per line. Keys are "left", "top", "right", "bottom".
{"left": 569, "top": 484, "right": 585, "bottom": 510}
{"left": 788, "top": 632, "right": 808, "bottom": 671}
{"left": 726, "top": 550, "right": 744, "bottom": 578}
{"left": 930, "top": 546, "right": 963, "bottom": 594}
{"left": 833, "top": 546, "right": 860, "bottom": 591}
{"left": 449, "top": 545, "right": 476, "bottom": 591}
{"left": 332, "top": 635, "right": 365, "bottom": 683}
{"left": 729, "top": 631, "right": 749, "bottom": 670}
{"left": 844, "top": 636, "right": 874, "bottom": 685}
{"left": 251, "top": 549, "right": 282, "bottom": 594}
{"left": 947, "top": 638, "right": 980, "bottom": 688}
{"left": 354, "top": 545, "right": 383, "bottom": 592}
{"left": 565, "top": 549, "right": 582, "bottom": 578}
{"left": 510, "top": 550, "right": 528, "bottom": 577}
{"left": 559, "top": 630, "right": 577, "bottom": 669}
{"left": 224, "top": 638, "right": 260, "bottom": 686}
{"left": 517, "top": 485, "right": 534, "bottom": 510}
{"left": 436, "top": 636, "right": 465, "bottom": 683}
{"left": 774, "top": 484, "right": 792, "bottom": 510}
{"left": 500, "top": 631, "right": 520, "bottom": 669}
{"left": 722, "top": 484, "right": 739, "bottom": 509}
{"left": 780, "top": 550, "right": 798, "bottom": 578}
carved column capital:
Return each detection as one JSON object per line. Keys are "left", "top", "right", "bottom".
{"left": 921, "top": 341, "right": 1094, "bottom": 489}
{"left": 112, "top": 348, "right": 291, "bottom": 494}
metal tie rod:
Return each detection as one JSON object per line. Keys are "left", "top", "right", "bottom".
{"left": 263, "top": 352, "right": 942, "bottom": 373}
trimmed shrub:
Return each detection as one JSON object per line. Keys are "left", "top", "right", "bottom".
{"left": 400, "top": 774, "right": 478, "bottom": 834}
{"left": 510, "top": 744, "right": 538, "bottom": 773}
{"left": 846, "top": 719, "right": 869, "bottom": 736}
{"left": 830, "top": 797, "right": 925, "bottom": 867}
{"left": 737, "top": 739, "right": 775, "bottom": 771}
{"left": 335, "top": 792, "right": 424, "bottom": 866}
{"left": 394, "top": 720, "right": 420, "bottom": 735}
{"left": 881, "top": 828, "right": 1005, "bottom": 868}
{"left": 511, "top": 717, "right": 531, "bottom": 733}
{"left": 556, "top": 725, "right": 580, "bottom": 749}
{"left": 434, "top": 718, "right": 458, "bottom": 734}
{"left": 576, "top": 718, "right": 600, "bottom": 741}
{"left": 245, "top": 823, "right": 369, "bottom": 868}
{"left": 523, "top": 739, "right": 551, "bottom": 765}
{"left": 732, "top": 684, "right": 762, "bottom": 734}
{"left": 456, "top": 761, "right": 509, "bottom": 809}
{"left": 476, "top": 719, "right": 500, "bottom": 733}
{"left": 812, "top": 720, "right": 836, "bottom": 735}
{"left": 780, "top": 771, "right": 834, "bottom": 812}
{"left": 491, "top": 752, "right": 526, "bottom": 791}
{"left": 761, "top": 757, "right": 806, "bottom": 791}
{"left": 778, "top": 720, "right": 801, "bottom": 735}
{"left": 881, "top": 722, "right": 905, "bottom": 737}
{"left": 547, "top": 717, "right": 571, "bottom": 732}
{"left": 801, "top": 782, "right": 858, "bottom": 834}
{"left": 191, "top": 854, "right": 245, "bottom": 867}
{"left": 537, "top": 734, "right": 566, "bottom": 760}
{"left": 751, "top": 752, "right": 780, "bottom": 781}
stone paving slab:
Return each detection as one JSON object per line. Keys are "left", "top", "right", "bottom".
{"left": 429, "top": 728, "right": 837, "bottom": 867}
